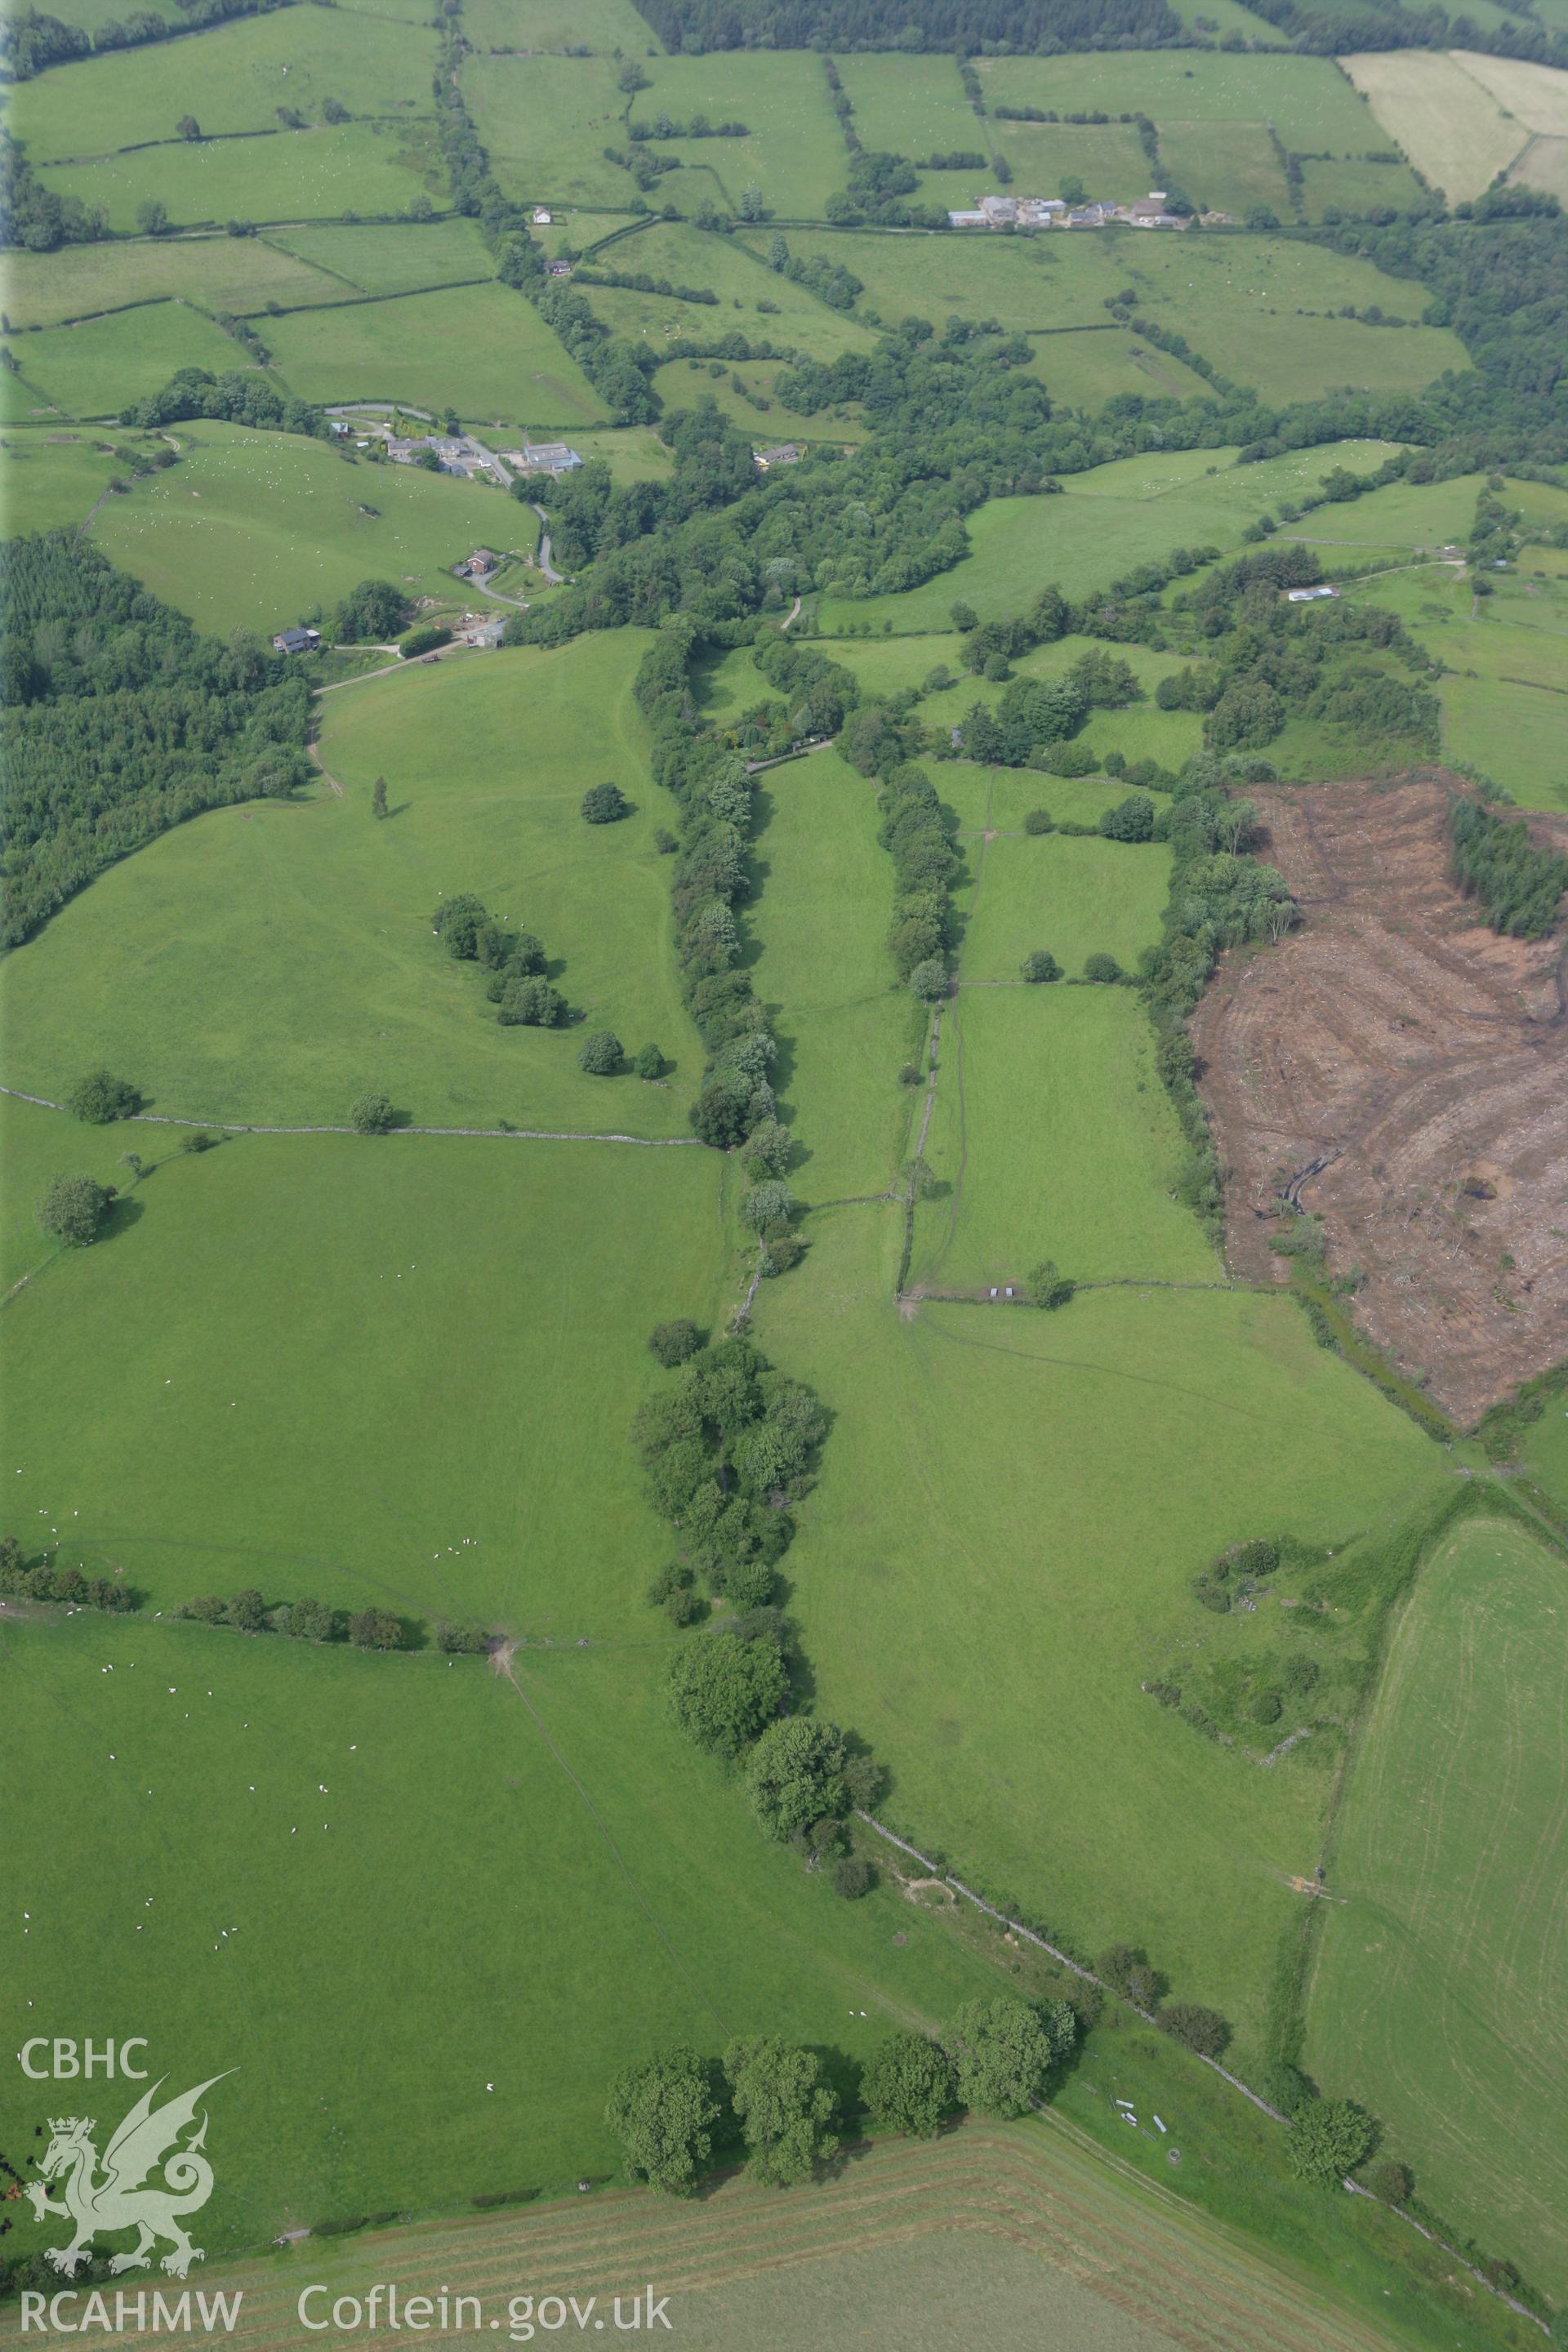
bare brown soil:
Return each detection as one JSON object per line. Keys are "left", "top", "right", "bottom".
{"left": 1192, "top": 772, "right": 1568, "bottom": 1426}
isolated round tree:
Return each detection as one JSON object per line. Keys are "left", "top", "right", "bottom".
{"left": 581, "top": 782, "right": 630, "bottom": 824}
{"left": 350, "top": 1090, "right": 394, "bottom": 1134}
{"left": 65, "top": 1071, "right": 140, "bottom": 1124}
{"left": 37, "top": 1173, "right": 111, "bottom": 1247}
{"left": 908, "top": 957, "right": 949, "bottom": 1002}
{"left": 577, "top": 1030, "right": 623, "bottom": 1076}
{"left": 1021, "top": 951, "right": 1061, "bottom": 983}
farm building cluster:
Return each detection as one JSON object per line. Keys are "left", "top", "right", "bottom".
{"left": 948, "top": 190, "right": 1189, "bottom": 229}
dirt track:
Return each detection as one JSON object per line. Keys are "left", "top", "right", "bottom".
{"left": 1192, "top": 772, "right": 1568, "bottom": 1426}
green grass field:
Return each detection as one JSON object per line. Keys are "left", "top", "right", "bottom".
{"left": 626, "top": 53, "right": 847, "bottom": 223}
{"left": 933, "top": 760, "right": 1149, "bottom": 831}
{"left": 737, "top": 224, "right": 1120, "bottom": 334}
{"left": 0, "top": 425, "right": 131, "bottom": 530}
{"left": 750, "top": 1206, "right": 1443, "bottom": 2062}
{"left": 1027, "top": 327, "right": 1214, "bottom": 412}
{"left": 651, "top": 356, "right": 872, "bottom": 442}
{"left": 959, "top": 831, "right": 1174, "bottom": 982}
{"left": 994, "top": 118, "right": 1178, "bottom": 207}
{"left": 38, "top": 120, "right": 440, "bottom": 234}
{"left": 265, "top": 217, "right": 497, "bottom": 296}
{"left": 579, "top": 221, "right": 880, "bottom": 365}
{"left": 2, "top": 301, "right": 252, "bottom": 418}
{"left": 0, "top": 234, "right": 346, "bottom": 330}
{"left": 745, "top": 747, "right": 922, "bottom": 1205}
{"left": 0, "top": 1595, "right": 1007, "bottom": 2245}
{"left": 817, "top": 441, "right": 1397, "bottom": 631}
{"left": 462, "top": 54, "right": 653, "bottom": 209}
{"left": 1156, "top": 121, "right": 1292, "bottom": 220}
{"left": 1106, "top": 235, "right": 1467, "bottom": 404}
{"left": 86, "top": 419, "right": 516, "bottom": 633}
{"left": 0, "top": 633, "right": 701, "bottom": 1136}
{"left": 831, "top": 51, "right": 979, "bottom": 162}
{"left": 1283, "top": 473, "right": 1483, "bottom": 550}
{"left": 973, "top": 51, "right": 1383, "bottom": 152}
{"left": 263, "top": 283, "right": 608, "bottom": 427}
{"left": 911, "top": 985, "right": 1213, "bottom": 1290}
{"left": 1304, "top": 1516, "right": 1568, "bottom": 2303}
{"left": 462, "top": 0, "right": 660, "bottom": 47}
{"left": 1297, "top": 156, "right": 1428, "bottom": 219}
{"left": 9, "top": 8, "right": 439, "bottom": 161}
{"left": 1336, "top": 552, "right": 1568, "bottom": 810}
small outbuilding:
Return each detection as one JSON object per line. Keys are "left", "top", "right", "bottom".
{"left": 753, "top": 443, "right": 802, "bottom": 469}
{"left": 271, "top": 626, "right": 320, "bottom": 654}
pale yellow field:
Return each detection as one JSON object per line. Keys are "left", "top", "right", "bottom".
{"left": 1510, "top": 136, "right": 1568, "bottom": 195}
{"left": 1451, "top": 47, "right": 1568, "bottom": 134}
{"left": 1342, "top": 51, "right": 1528, "bottom": 197}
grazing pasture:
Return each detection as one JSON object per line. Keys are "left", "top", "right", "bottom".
{"left": 832, "top": 51, "right": 978, "bottom": 162}
{"left": 1107, "top": 235, "right": 1468, "bottom": 403}
{"left": 262, "top": 282, "right": 608, "bottom": 426}
{"left": 626, "top": 53, "right": 847, "bottom": 223}
{"left": 973, "top": 51, "right": 1381, "bottom": 154}
{"left": 745, "top": 748, "right": 921, "bottom": 1205}
{"left": 0, "top": 1095, "right": 728, "bottom": 1625}
{"left": 87, "top": 421, "right": 514, "bottom": 633}
{"left": 463, "top": 54, "right": 665, "bottom": 209}
{"left": 1341, "top": 51, "right": 1530, "bottom": 197}
{"left": 0, "top": 234, "right": 345, "bottom": 331}
{"left": 911, "top": 984, "right": 1210, "bottom": 1289}
{"left": 738, "top": 224, "right": 1118, "bottom": 332}
{"left": 265, "top": 218, "right": 497, "bottom": 297}
{"left": 0, "top": 632, "right": 697, "bottom": 1138}
{"left": 2, "top": 301, "right": 252, "bottom": 419}
{"left": 1154, "top": 122, "right": 1290, "bottom": 220}
{"left": 1027, "top": 327, "right": 1214, "bottom": 409}
{"left": 1304, "top": 1517, "right": 1568, "bottom": 2305}
{"left": 752, "top": 226, "right": 1465, "bottom": 405}
{"left": 9, "top": 8, "right": 439, "bottom": 162}
{"left": 751, "top": 1209, "right": 1443, "bottom": 2060}
{"left": 988, "top": 118, "right": 1156, "bottom": 206}
{"left": 579, "top": 221, "right": 880, "bottom": 363}
{"left": 0, "top": 1601, "right": 1004, "bottom": 2243}
{"left": 461, "top": 0, "right": 660, "bottom": 46}
{"left": 38, "top": 121, "right": 439, "bottom": 233}
{"left": 0, "top": 426, "right": 132, "bottom": 531}
{"left": 650, "top": 357, "right": 870, "bottom": 441}
{"left": 1296, "top": 155, "right": 1428, "bottom": 218}
{"left": 817, "top": 439, "right": 1395, "bottom": 632}
{"left": 1438, "top": 673, "right": 1568, "bottom": 814}
{"left": 931, "top": 760, "right": 1141, "bottom": 832}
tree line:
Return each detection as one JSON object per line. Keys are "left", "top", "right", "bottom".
{"left": 626, "top": 0, "right": 1183, "bottom": 56}
{"left": 607, "top": 1994, "right": 1079, "bottom": 2195}
{"left": 0, "top": 533, "right": 313, "bottom": 943}
{"left": 1, "top": 0, "right": 284, "bottom": 80}
{"left": 1448, "top": 795, "right": 1568, "bottom": 938}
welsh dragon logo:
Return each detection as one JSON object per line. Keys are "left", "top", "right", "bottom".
{"left": 27, "top": 2075, "right": 232, "bottom": 2279}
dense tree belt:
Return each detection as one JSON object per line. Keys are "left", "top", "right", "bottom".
{"left": 0, "top": 534, "right": 312, "bottom": 944}
{"left": 636, "top": 0, "right": 1187, "bottom": 52}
